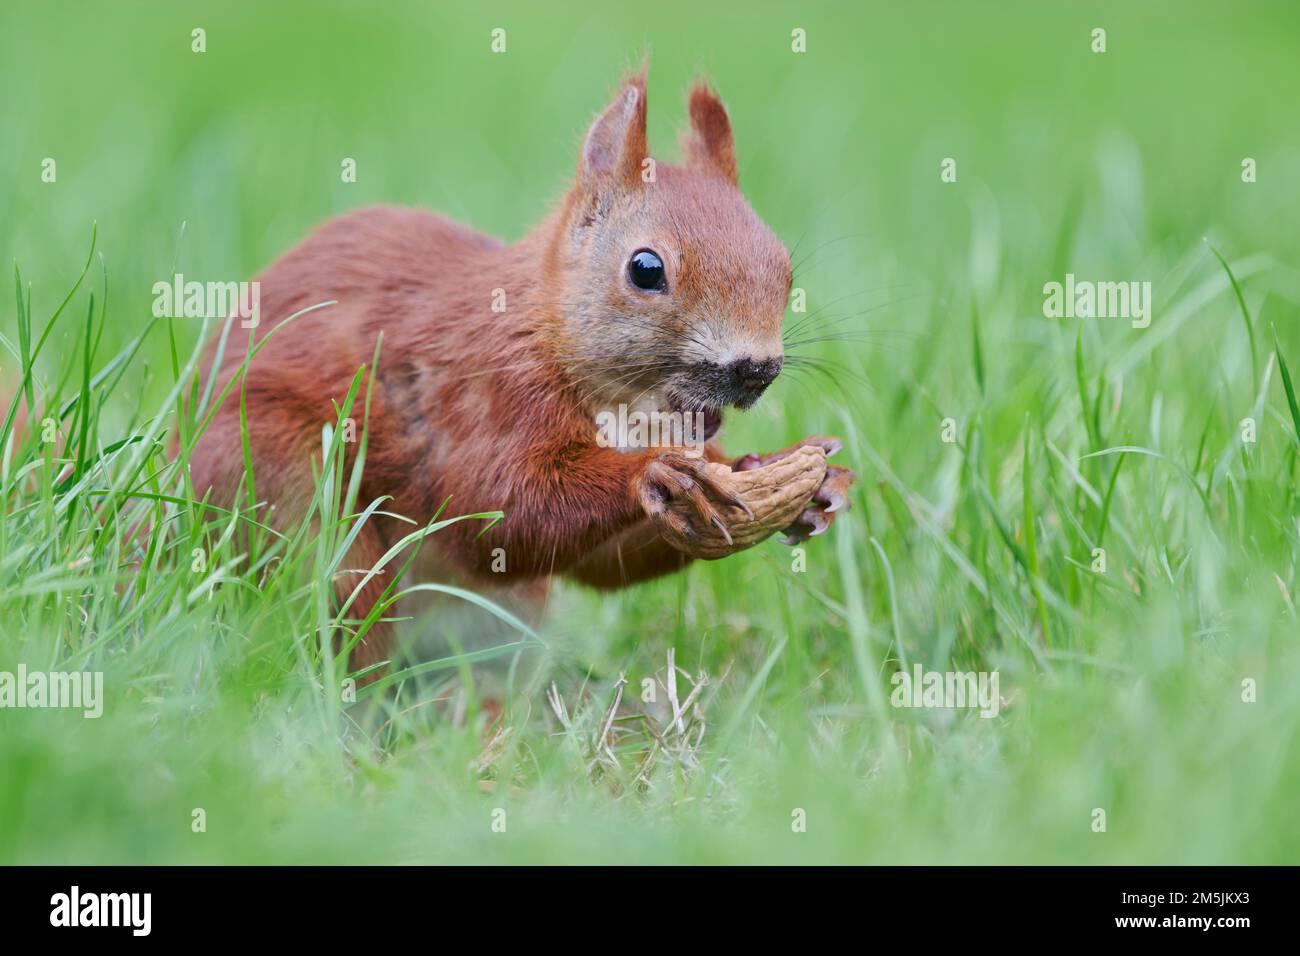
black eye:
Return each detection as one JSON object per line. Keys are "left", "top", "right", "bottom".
{"left": 627, "top": 249, "right": 667, "bottom": 292}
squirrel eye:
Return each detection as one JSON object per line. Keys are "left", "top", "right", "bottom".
{"left": 627, "top": 249, "right": 667, "bottom": 292}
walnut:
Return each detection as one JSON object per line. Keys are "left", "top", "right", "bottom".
{"left": 657, "top": 445, "right": 828, "bottom": 559}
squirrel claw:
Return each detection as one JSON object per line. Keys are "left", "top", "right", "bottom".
{"left": 689, "top": 462, "right": 753, "bottom": 519}
{"left": 783, "top": 507, "right": 831, "bottom": 544}
{"left": 655, "top": 506, "right": 699, "bottom": 541}
{"left": 710, "top": 514, "right": 734, "bottom": 546}
{"left": 813, "top": 465, "right": 854, "bottom": 514}
{"left": 728, "top": 492, "right": 755, "bottom": 520}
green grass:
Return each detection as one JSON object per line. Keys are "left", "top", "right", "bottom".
{"left": 3, "top": 0, "right": 1300, "bottom": 864}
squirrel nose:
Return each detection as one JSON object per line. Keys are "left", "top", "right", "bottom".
{"left": 729, "top": 357, "right": 782, "bottom": 395}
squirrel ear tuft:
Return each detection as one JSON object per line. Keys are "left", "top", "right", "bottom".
{"left": 682, "top": 83, "right": 737, "bottom": 185}
{"left": 578, "top": 73, "right": 648, "bottom": 194}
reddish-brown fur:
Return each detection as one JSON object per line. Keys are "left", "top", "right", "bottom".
{"left": 190, "top": 73, "right": 853, "bottom": 672}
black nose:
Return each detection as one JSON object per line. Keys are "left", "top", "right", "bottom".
{"left": 729, "top": 357, "right": 782, "bottom": 396}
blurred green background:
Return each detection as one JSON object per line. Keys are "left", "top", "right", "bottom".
{"left": 2, "top": 0, "right": 1299, "bottom": 864}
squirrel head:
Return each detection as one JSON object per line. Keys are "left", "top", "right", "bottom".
{"left": 548, "top": 72, "right": 791, "bottom": 431}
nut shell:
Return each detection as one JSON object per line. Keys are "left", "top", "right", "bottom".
{"left": 658, "top": 445, "right": 828, "bottom": 558}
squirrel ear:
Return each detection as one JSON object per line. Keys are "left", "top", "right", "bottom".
{"left": 681, "top": 83, "right": 737, "bottom": 185}
{"left": 578, "top": 74, "right": 648, "bottom": 194}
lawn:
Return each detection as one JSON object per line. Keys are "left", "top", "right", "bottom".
{"left": 2, "top": 0, "right": 1299, "bottom": 864}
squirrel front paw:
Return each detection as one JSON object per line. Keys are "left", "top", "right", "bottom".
{"left": 645, "top": 442, "right": 842, "bottom": 559}
{"left": 779, "top": 465, "right": 855, "bottom": 543}
{"left": 635, "top": 452, "right": 754, "bottom": 545}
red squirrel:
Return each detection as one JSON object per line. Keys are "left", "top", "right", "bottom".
{"left": 190, "top": 72, "right": 855, "bottom": 671}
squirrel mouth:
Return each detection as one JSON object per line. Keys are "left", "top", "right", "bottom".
{"left": 701, "top": 407, "right": 723, "bottom": 441}
{"left": 666, "top": 393, "right": 723, "bottom": 442}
